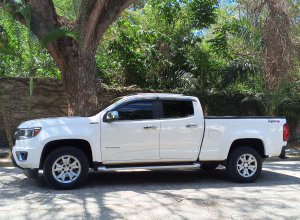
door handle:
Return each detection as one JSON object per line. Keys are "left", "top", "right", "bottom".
{"left": 186, "top": 124, "right": 199, "bottom": 128}
{"left": 144, "top": 126, "right": 157, "bottom": 129}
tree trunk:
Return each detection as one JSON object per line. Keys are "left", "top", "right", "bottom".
{"left": 46, "top": 37, "right": 102, "bottom": 116}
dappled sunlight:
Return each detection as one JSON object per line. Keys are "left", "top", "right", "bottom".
{"left": 0, "top": 162, "right": 299, "bottom": 219}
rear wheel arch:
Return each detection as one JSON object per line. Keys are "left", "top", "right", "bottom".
{"left": 228, "top": 138, "right": 266, "bottom": 158}
{"left": 39, "top": 139, "right": 93, "bottom": 169}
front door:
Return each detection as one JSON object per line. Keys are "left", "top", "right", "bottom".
{"left": 101, "top": 100, "right": 160, "bottom": 162}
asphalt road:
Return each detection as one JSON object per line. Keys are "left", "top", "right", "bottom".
{"left": 0, "top": 162, "right": 299, "bottom": 220}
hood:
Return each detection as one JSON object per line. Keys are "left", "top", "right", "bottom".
{"left": 18, "top": 116, "right": 90, "bottom": 128}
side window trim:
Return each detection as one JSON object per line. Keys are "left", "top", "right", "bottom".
{"left": 158, "top": 101, "right": 164, "bottom": 119}
{"left": 152, "top": 100, "right": 160, "bottom": 119}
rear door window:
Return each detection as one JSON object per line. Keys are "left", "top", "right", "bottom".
{"left": 162, "top": 101, "right": 194, "bottom": 118}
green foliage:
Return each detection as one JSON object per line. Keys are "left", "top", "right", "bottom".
{"left": 0, "top": 2, "right": 81, "bottom": 78}
{"left": 53, "top": 0, "right": 81, "bottom": 21}
{"left": 218, "top": 58, "right": 257, "bottom": 89}
{"left": 0, "top": 8, "right": 60, "bottom": 77}
{"left": 188, "top": 0, "right": 219, "bottom": 29}
{"left": 97, "top": 0, "right": 218, "bottom": 90}
{"left": 149, "top": 0, "right": 182, "bottom": 25}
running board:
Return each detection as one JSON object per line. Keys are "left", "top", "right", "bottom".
{"left": 97, "top": 163, "right": 201, "bottom": 171}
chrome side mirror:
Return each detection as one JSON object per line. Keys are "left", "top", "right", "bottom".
{"left": 106, "top": 111, "right": 120, "bottom": 122}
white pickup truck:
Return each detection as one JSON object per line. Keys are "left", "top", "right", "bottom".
{"left": 12, "top": 93, "right": 290, "bottom": 189}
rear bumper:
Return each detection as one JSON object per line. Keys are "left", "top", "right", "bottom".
{"left": 278, "top": 145, "right": 290, "bottom": 159}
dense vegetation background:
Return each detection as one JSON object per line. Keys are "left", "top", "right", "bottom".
{"left": 1, "top": 0, "right": 300, "bottom": 140}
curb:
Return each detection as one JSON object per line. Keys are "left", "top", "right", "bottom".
{"left": 266, "top": 156, "right": 300, "bottom": 162}
{"left": 0, "top": 159, "right": 13, "bottom": 167}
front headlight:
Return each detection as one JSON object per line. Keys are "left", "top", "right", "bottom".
{"left": 15, "top": 128, "right": 41, "bottom": 140}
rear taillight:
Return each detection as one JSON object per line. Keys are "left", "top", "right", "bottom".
{"left": 283, "top": 124, "right": 289, "bottom": 141}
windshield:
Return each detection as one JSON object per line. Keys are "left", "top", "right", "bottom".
{"left": 87, "top": 96, "right": 124, "bottom": 117}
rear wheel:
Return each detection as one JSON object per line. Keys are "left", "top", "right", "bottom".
{"left": 226, "top": 146, "right": 262, "bottom": 183}
{"left": 43, "top": 147, "right": 89, "bottom": 190}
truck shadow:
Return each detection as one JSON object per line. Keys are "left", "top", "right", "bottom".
{"left": 0, "top": 162, "right": 299, "bottom": 220}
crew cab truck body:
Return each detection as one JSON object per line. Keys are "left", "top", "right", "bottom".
{"left": 12, "top": 93, "right": 290, "bottom": 189}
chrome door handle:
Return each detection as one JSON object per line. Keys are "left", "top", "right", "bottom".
{"left": 144, "top": 126, "right": 157, "bottom": 129}
{"left": 186, "top": 124, "right": 199, "bottom": 128}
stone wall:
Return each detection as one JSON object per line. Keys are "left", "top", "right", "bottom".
{"left": 0, "top": 77, "right": 68, "bottom": 148}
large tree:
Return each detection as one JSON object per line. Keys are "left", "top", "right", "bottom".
{"left": 0, "top": 0, "right": 137, "bottom": 116}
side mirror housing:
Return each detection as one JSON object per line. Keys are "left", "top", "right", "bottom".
{"left": 105, "top": 111, "right": 120, "bottom": 122}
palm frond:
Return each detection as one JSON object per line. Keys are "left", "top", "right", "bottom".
{"left": 219, "top": 59, "right": 256, "bottom": 88}
{"left": 39, "top": 27, "right": 81, "bottom": 50}
{"left": 16, "top": 4, "right": 31, "bottom": 28}
{"left": 0, "top": 34, "right": 22, "bottom": 58}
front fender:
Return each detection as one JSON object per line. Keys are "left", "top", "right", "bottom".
{"left": 36, "top": 124, "right": 101, "bottom": 162}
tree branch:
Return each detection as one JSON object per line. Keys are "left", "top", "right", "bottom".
{"left": 96, "top": 0, "right": 137, "bottom": 41}
{"left": 78, "top": 0, "right": 137, "bottom": 52}
{"left": 0, "top": 0, "right": 71, "bottom": 35}
{"left": 29, "top": 0, "right": 59, "bottom": 34}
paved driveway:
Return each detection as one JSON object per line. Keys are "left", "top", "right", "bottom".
{"left": 0, "top": 162, "right": 299, "bottom": 220}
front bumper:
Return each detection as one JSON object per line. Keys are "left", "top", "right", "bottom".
{"left": 278, "top": 145, "right": 290, "bottom": 159}
{"left": 11, "top": 155, "right": 24, "bottom": 170}
{"left": 12, "top": 155, "right": 39, "bottom": 179}
{"left": 12, "top": 138, "right": 43, "bottom": 169}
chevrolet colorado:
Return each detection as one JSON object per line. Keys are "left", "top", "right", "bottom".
{"left": 12, "top": 93, "right": 290, "bottom": 189}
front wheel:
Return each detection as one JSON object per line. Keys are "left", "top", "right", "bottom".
{"left": 43, "top": 147, "right": 89, "bottom": 190}
{"left": 226, "top": 146, "right": 262, "bottom": 183}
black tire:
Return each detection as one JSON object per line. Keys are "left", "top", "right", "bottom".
{"left": 43, "top": 147, "right": 89, "bottom": 190}
{"left": 200, "top": 162, "right": 219, "bottom": 170}
{"left": 226, "top": 146, "right": 262, "bottom": 183}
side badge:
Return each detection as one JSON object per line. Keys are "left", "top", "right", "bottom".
{"left": 268, "top": 120, "right": 280, "bottom": 123}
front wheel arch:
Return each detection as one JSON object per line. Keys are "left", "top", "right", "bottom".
{"left": 39, "top": 139, "right": 93, "bottom": 169}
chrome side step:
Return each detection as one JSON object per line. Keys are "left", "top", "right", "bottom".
{"left": 97, "top": 163, "right": 200, "bottom": 171}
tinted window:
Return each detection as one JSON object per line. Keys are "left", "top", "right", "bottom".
{"left": 162, "top": 101, "right": 194, "bottom": 118}
{"left": 117, "top": 101, "right": 153, "bottom": 120}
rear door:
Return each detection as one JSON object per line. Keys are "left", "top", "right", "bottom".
{"left": 159, "top": 99, "right": 204, "bottom": 159}
{"left": 101, "top": 100, "right": 161, "bottom": 162}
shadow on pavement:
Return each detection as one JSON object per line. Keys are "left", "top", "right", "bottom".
{"left": 0, "top": 162, "right": 299, "bottom": 219}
